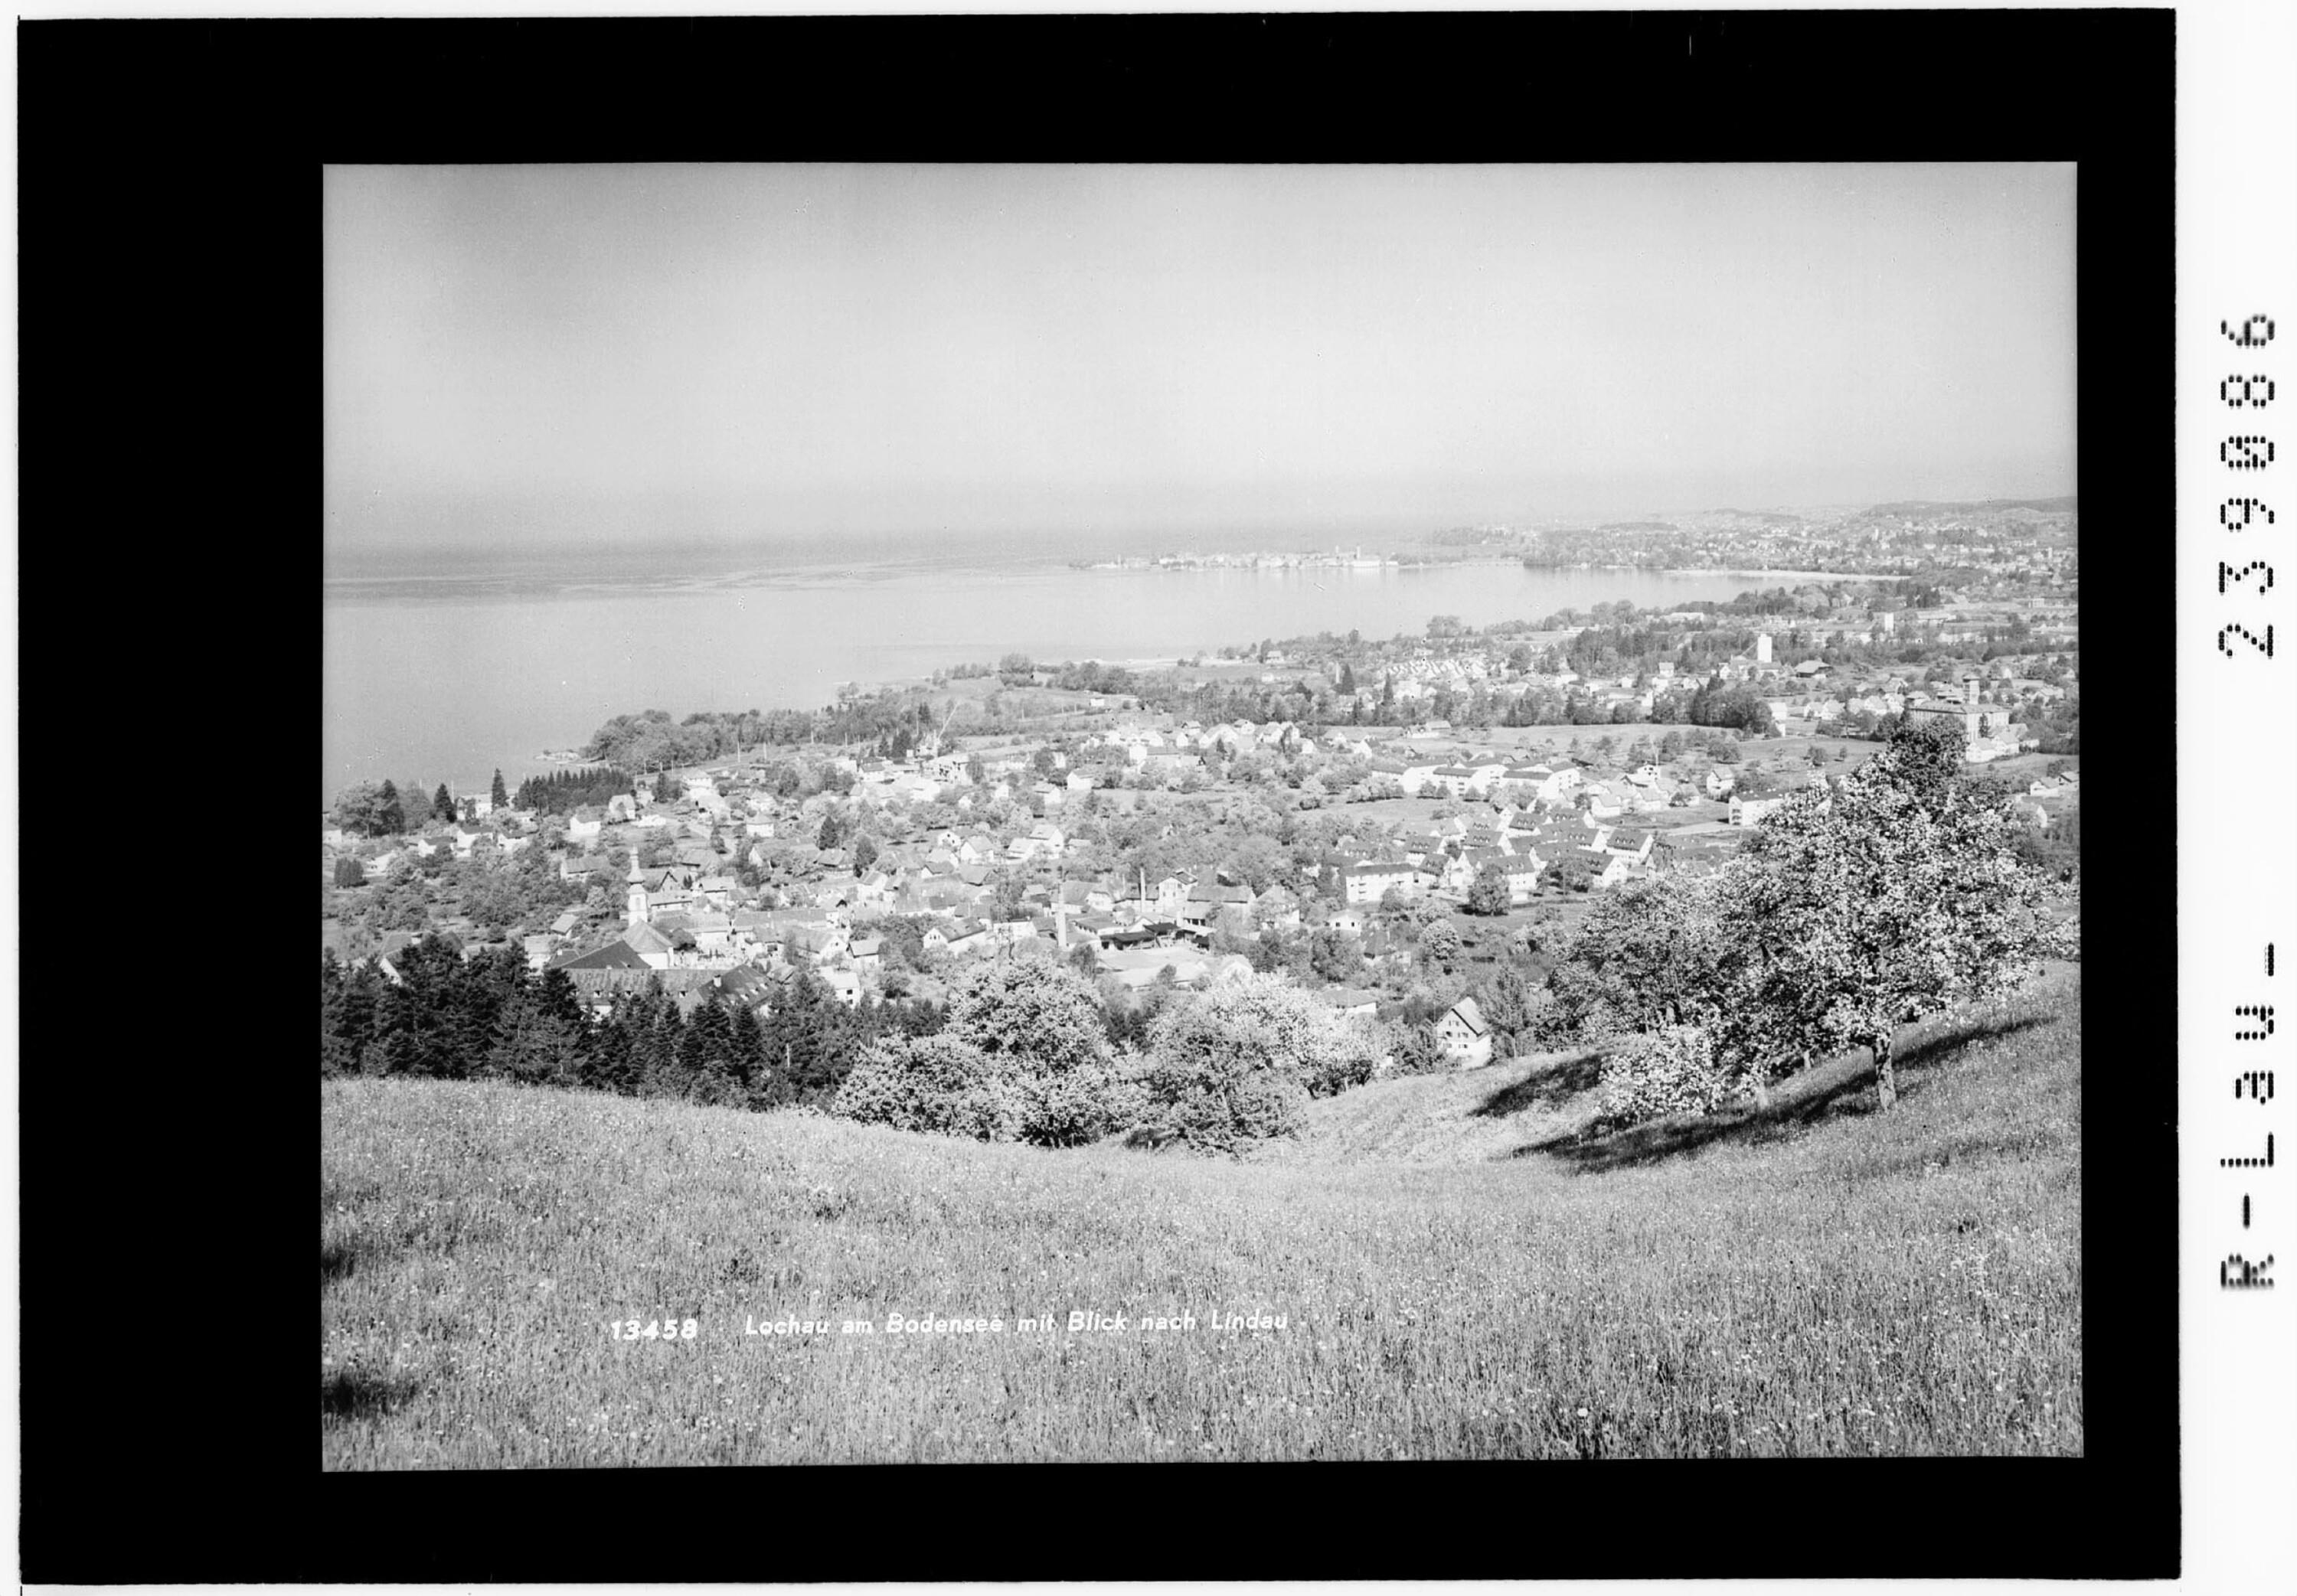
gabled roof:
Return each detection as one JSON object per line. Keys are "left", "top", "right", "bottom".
{"left": 622, "top": 921, "right": 677, "bottom": 955}
{"left": 550, "top": 940, "right": 649, "bottom": 971}
{"left": 1446, "top": 996, "right": 1490, "bottom": 1035}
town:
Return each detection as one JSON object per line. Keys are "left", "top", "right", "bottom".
{"left": 322, "top": 506, "right": 2080, "bottom": 1075}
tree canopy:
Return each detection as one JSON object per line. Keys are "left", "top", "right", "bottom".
{"left": 1540, "top": 729, "right": 2067, "bottom": 1117}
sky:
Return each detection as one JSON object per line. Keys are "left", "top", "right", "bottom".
{"left": 324, "top": 162, "right": 2076, "bottom": 561}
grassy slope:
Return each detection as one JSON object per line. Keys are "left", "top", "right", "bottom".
{"left": 323, "top": 971, "right": 2080, "bottom": 1467}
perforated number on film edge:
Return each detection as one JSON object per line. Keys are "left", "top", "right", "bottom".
{"left": 2225, "top": 945, "right": 2279, "bottom": 1290}
{"left": 2220, "top": 318, "right": 2279, "bottom": 660}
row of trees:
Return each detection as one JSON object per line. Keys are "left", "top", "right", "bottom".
{"left": 332, "top": 772, "right": 514, "bottom": 837}
{"left": 511, "top": 767, "right": 636, "bottom": 816}
{"left": 323, "top": 938, "right": 1387, "bottom": 1155}
{"left": 320, "top": 938, "right": 931, "bottom": 1108}
{"left": 1537, "top": 721, "right": 2071, "bottom": 1124}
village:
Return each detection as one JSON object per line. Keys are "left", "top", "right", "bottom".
{"left": 322, "top": 580, "right": 2080, "bottom": 1075}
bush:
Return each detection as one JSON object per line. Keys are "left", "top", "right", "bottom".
{"left": 1142, "top": 969, "right": 1381, "bottom": 1154}
{"left": 831, "top": 1034, "right": 1024, "bottom": 1141}
{"left": 1382, "top": 1021, "right": 1451, "bottom": 1077}
{"left": 829, "top": 958, "right": 1137, "bottom": 1146}
{"left": 1018, "top": 1053, "right": 1148, "bottom": 1147}
{"left": 1595, "top": 1026, "right": 1728, "bottom": 1130}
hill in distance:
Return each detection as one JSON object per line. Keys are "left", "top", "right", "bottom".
{"left": 1866, "top": 495, "right": 2078, "bottom": 517}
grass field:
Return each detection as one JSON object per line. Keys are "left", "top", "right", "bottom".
{"left": 322, "top": 971, "right": 2080, "bottom": 1466}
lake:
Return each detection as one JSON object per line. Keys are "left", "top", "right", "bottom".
{"left": 322, "top": 538, "right": 1812, "bottom": 808}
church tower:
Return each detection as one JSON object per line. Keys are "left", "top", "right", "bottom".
{"left": 1962, "top": 673, "right": 1984, "bottom": 743}
{"left": 626, "top": 860, "right": 649, "bottom": 926}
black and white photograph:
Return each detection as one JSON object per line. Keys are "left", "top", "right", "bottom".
{"left": 13, "top": 3, "right": 2230, "bottom": 1585}
{"left": 320, "top": 157, "right": 2089, "bottom": 1469}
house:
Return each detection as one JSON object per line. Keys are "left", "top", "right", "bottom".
{"left": 1603, "top": 828, "right": 1655, "bottom": 866}
{"left": 939, "top": 919, "right": 992, "bottom": 958}
{"left": 681, "top": 912, "right": 737, "bottom": 960}
{"left": 1596, "top": 853, "right": 1651, "bottom": 890}
{"left": 1007, "top": 821, "right": 1067, "bottom": 863}
{"left": 1729, "top": 796, "right": 1786, "bottom": 827}
{"left": 1434, "top": 997, "right": 1495, "bottom": 1066}
{"left": 566, "top": 808, "right": 605, "bottom": 843}
{"left": 714, "top": 961, "right": 786, "bottom": 1017}
{"left": 521, "top": 934, "right": 559, "bottom": 972}
{"left": 1179, "top": 880, "right": 1255, "bottom": 931}
{"left": 547, "top": 938, "right": 651, "bottom": 974}
{"left": 1319, "top": 987, "right": 1380, "bottom": 1019}
{"left": 1341, "top": 860, "right": 1427, "bottom": 906}
{"left": 559, "top": 965, "right": 720, "bottom": 1023}
{"left": 622, "top": 919, "right": 678, "bottom": 971}
{"left": 1254, "top": 888, "right": 1304, "bottom": 929}
{"left": 1056, "top": 880, "right": 1115, "bottom": 915}
{"left": 560, "top": 850, "right": 612, "bottom": 883}
{"left": 1460, "top": 853, "right": 1544, "bottom": 904}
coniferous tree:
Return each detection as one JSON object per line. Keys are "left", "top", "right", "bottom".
{"left": 729, "top": 1004, "right": 768, "bottom": 1095}
{"left": 433, "top": 783, "right": 456, "bottom": 823}
{"left": 628, "top": 984, "right": 688, "bottom": 1098}
{"left": 679, "top": 998, "right": 743, "bottom": 1105}
{"left": 449, "top": 946, "right": 526, "bottom": 1076}
{"left": 361, "top": 1026, "right": 423, "bottom": 1078}
{"left": 491, "top": 769, "right": 509, "bottom": 811}
{"left": 376, "top": 779, "right": 405, "bottom": 837}
{"left": 321, "top": 951, "right": 358, "bottom": 1075}
{"left": 488, "top": 972, "right": 586, "bottom": 1085}
{"left": 585, "top": 995, "right": 642, "bottom": 1096}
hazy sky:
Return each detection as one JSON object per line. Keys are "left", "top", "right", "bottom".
{"left": 324, "top": 163, "right": 2076, "bottom": 558}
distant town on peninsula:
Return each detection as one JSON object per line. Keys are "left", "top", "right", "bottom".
{"left": 1078, "top": 494, "right": 2077, "bottom": 575}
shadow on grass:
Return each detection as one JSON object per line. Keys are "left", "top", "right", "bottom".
{"left": 1514, "top": 1010, "right": 2058, "bottom": 1174}
{"left": 322, "top": 1239, "right": 360, "bottom": 1284}
{"left": 1472, "top": 1047, "right": 1606, "bottom": 1118}
{"left": 322, "top": 1366, "right": 422, "bottom": 1421}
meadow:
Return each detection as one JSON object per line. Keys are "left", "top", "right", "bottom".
{"left": 322, "top": 971, "right": 2080, "bottom": 1466}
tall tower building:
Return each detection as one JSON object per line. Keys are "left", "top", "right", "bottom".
{"left": 1755, "top": 633, "right": 1773, "bottom": 665}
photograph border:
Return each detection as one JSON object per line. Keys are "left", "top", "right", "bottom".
{"left": 18, "top": 8, "right": 2171, "bottom": 1582}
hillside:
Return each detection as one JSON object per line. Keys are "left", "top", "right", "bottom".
{"left": 324, "top": 971, "right": 2080, "bottom": 1466}
{"left": 1286, "top": 963, "right": 2081, "bottom": 1167}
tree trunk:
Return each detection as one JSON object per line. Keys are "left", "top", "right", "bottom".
{"left": 1873, "top": 1032, "right": 1897, "bottom": 1111}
